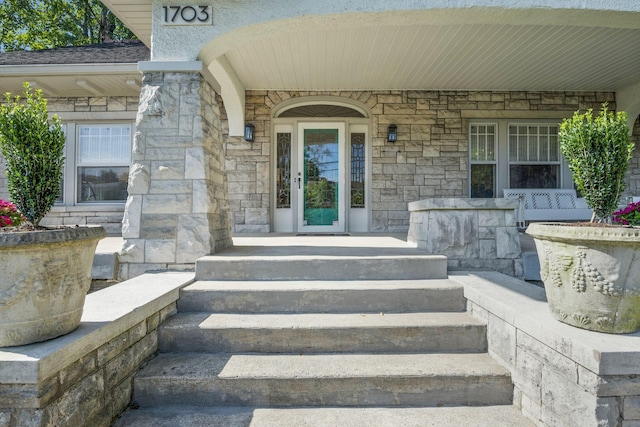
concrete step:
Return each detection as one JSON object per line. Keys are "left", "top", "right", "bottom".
{"left": 195, "top": 246, "right": 447, "bottom": 281}
{"left": 133, "top": 352, "right": 513, "bottom": 408}
{"left": 158, "top": 312, "right": 487, "bottom": 353}
{"left": 114, "top": 405, "right": 535, "bottom": 427}
{"left": 178, "top": 279, "right": 466, "bottom": 313}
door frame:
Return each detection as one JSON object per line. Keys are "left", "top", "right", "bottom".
{"left": 271, "top": 116, "right": 371, "bottom": 233}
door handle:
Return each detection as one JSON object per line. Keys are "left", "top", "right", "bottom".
{"left": 297, "top": 172, "right": 301, "bottom": 189}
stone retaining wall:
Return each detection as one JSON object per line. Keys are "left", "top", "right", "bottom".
{"left": 408, "top": 198, "right": 522, "bottom": 277}
{"left": 0, "top": 272, "right": 191, "bottom": 427}
{"left": 454, "top": 271, "right": 640, "bottom": 427}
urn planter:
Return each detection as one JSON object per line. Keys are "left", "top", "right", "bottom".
{"left": 0, "top": 226, "right": 106, "bottom": 346}
{"left": 526, "top": 222, "right": 640, "bottom": 334}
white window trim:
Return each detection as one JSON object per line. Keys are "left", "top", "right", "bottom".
{"left": 469, "top": 120, "right": 574, "bottom": 198}
{"left": 58, "top": 121, "right": 133, "bottom": 206}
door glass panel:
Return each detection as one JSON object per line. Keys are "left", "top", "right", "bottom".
{"left": 350, "top": 133, "right": 365, "bottom": 208}
{"left": 304, "top": 129, "right": 339, "bottom": 226}
{"left": 276, "top": 132, "right": 291, "bottom": 208}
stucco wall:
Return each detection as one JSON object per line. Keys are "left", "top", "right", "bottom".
{"left": 227, "top": 90, "right": 632, "bottom": 233}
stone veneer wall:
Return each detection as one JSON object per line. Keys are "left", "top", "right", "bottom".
{"left": 0, "top": 95, "right": 138, "bottom": 234}
{"left": 119, "top": 72, "right": 233, "bottom": 280}
{"left": 229, "top": 90, "right": 640, "bottom": 233}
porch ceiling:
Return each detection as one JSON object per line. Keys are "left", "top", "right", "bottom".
{"left": 224, "top": 23, "right": 640, "bottom": 92}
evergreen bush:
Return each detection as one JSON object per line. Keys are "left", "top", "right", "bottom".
{"left": 0, "top": 82, "right": 65, "bottom": 226}
{"left": 559, "top": 104, "right": 633, "bottom": 222}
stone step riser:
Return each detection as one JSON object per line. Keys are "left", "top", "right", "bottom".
{"left": 158, "top": 324, "right": 487, "bottom": 354}
{"left": 134, "top": 376, "right": 513, "bottom": 408}
{"left": 178, "top": 287, "right": 465, "bottom": 313}
{"left": 195, "top": 257, "right": 447, "bottom": 281}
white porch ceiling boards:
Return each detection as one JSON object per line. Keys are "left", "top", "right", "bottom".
{"left": 225, "top": 23, "right": 640, "bottom": 92}
{"left": 101, "top": 0, "right": 152, "bottom": 45}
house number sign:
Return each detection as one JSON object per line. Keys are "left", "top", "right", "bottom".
{"left": 162, "top": 5, "right": 213, "bottom": 25}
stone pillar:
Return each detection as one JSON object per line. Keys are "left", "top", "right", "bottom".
{"left": 119, "top": 71, "right": 233, "bottom": 279}
{"left": 408, "top": 198, "right": 522, "bottom": 277}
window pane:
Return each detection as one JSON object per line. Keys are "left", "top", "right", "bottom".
{"left": 509, "top": 165, "right": 559, "bottom": 189}
{"left": 78, "top": 126, "right": 131, "bottom": 164}
{"left": 508, "top": 124, "right": 560, "bottom": 162}
{"left": 350, "top": 133, "right": 366, "bottom": 208}
{"left": 471, "top": 164, "right": 495, "bottom": 198}
{"left": 469, "top": 124, "right": 495, "bottom": 161}
{"left": 78, "top": 167, "right": 129, "bottom": 202}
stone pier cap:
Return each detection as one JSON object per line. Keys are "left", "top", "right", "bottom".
{"left": 408, "top": 197, "right": 520, "bottom": 212}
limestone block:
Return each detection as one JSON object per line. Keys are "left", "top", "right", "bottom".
{"left": 245, "top": 208, "right": 268, "bottom": 225}
{"left": 48, "top": 371, "right": 104, "bottom": 427}
{"left": 234, "top": 224, "right": 270, "bottom": 233}
{"left": 192, "top": 180, "right": 213, "bottom": 214}
{"left": 104, "top": 334, "right": 157, "bottom": 391}
{"left": 127, "top": 163, "right": 150, "bottom": 195}
{"left": 122, "top": 196, "right": 142, "bottom": 238}
{"left": 142, "top": 194, "right": 192, "bottom": 215}
{"left": 513, "top": 342, "right": 543, "bottom": 400}
{"left": 145, "top": 240, "right": 176, "bottom": 264}
{"left": 479, "top": 240, "right": 497, "bottom": 259}
{"left": 487, "top": 313, "right": 516, "bottom": 368}
{"left": 150, "top": 160, "right": 185, "bottom": 180}
{"left": 518, "top": 331, "right": 578, "bottom": 383}
{"left": 59, "top": 353, "right": 97, "bottom": 390}
{"left": 624, "top": 397, "right": 640, "bottom": 420}
{"left": 425, "top": 210, "right": 478, "bottom": 258}
{"left": 119, "top": 240, "right": 144, "bottom": 263}
{"left": 107, "top": 97, "right": 127, "bottom": 111}
{"left": 496, "top": 227, "right": 521, "bottom": 259}
{"left": 541, "top": 366, "right": 619, "bottom": 427}
{"left": 520, "top": 391, "right": 543, "bottom": 425}
{"left": 478, "top": 210, "right": 506, "bottom": 227}
{"left": 149, "top": 180, "right": 192, "bottom": 194}
{"left": 132, "top": 131, "right": 144, "bottom": 157}
{"left": 256, "top": 162, "right": 270, "bottom": 194}
{"left": 176, "top": 215, "right": 212, "bottom": 264}
{"left": 185, "top": 148, "right": 206, "bottom": 180}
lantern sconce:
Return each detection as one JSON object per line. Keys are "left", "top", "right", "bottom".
{"left": 244, "top": 123, "right": 255, "bottom": 142}
{"left": 387, "top": 124, "right": 397, "bottom": 143}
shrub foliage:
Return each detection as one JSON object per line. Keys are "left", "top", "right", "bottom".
{"left": 0, "top": 82, "right": 65, "bottom": 226}
{"left": 559, "top": 104, "right": 633, "bottom": 222}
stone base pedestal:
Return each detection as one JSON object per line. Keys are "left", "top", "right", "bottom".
{"left": 408, "top": 198, "right": 522, "bottom": 277}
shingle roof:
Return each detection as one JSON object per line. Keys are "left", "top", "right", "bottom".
{"left": 0, "top": 40, "right": 150, "bottom": 66}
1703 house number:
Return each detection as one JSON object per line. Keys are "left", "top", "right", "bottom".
{"left": 162, "top": 5, "right": 212, "bottom": 25}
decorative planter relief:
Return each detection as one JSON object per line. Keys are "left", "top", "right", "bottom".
{"left": 526, "top": 222, "right": 640, "bottom": 333}
{"left": 0, "top": 226, "right": 106, "bottom": 346}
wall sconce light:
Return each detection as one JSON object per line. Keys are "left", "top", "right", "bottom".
{"left": 244, "top": 123, "right": 255, "bottom": 142}
{"left": 387, "top": 124, "right": 397, "bottom": 143}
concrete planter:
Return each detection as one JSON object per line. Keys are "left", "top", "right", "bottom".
{"left": 0, "top": 226, "right": 106, "bottom": 346}
{"left": 526, "top": 222, "right": 640, "bottom": 333}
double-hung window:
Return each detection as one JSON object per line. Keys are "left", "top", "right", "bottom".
{"left": 76, "top": 124, "right": 131, "bottom": 203}
{"left": 508, "top": 124, "right": 560, "bottom": 189}
{"left": 469, "top": 124, "right": 497, "bottom": 198}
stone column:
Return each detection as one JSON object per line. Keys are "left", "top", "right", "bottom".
{"left": 119, "top": 71, "right": 233, "bottom": 279}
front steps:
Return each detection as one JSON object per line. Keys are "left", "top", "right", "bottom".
{"left": 115, "top": 242, "right": 533, "bottom": 426}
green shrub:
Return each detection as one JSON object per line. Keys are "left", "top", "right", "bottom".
{"left": 559, "top": 104, "right": 633, "bottom": 222}
{"left": 0, "top": 83, "right": 65, "bottom": 226}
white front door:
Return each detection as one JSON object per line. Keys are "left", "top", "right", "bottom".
{"left": 297, "top": 122, "right": 346, "bottom": 233}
